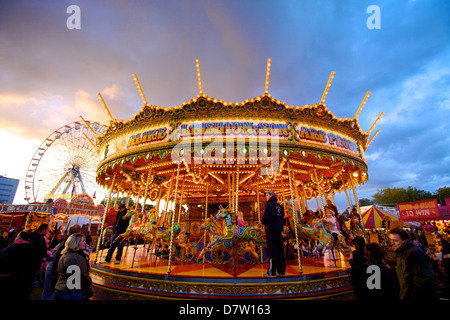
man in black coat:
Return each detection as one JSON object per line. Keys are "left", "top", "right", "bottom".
{"left": 101, "top": 204, "right": 130, "bottom": 264}
{"left": 30, "top": 223, "right": 50, "bottom": 270}
{"left": 389, "top": 227, "right": 439, "bottom": 300}
{"left": 262, "top": 191, "right": 286, "bottom": 278}
{"left": 0, "top": 232, "right": 39, "bottom": 299}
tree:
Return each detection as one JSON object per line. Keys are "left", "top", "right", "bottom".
{"left": 372, "top": 186, "right": 433, "bottom": 205}
{"left": 101, "top": 196, "right": 135, "bottom": 208}
{"left": 433, "top": 186, "right": 450, "bottom": 205}
{"left": 359, "top": 198, "right": 374, "bottom": 206}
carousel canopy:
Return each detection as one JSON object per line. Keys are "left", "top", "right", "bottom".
{"left": 84, "top": 60, "right": 383, "bottom": 206}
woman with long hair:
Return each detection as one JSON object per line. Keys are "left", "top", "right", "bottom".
{"left": 52, "top": 233, "right": 93, "bottom": 300}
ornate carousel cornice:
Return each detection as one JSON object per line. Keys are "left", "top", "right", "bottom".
{"left": 91, "top": 59, "right": 383, "bottom": 154}
{"left": 96, "top": 93, "right": 371, "bottom": 150}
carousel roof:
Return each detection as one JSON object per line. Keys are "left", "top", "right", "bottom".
{"left": 83, "top": 60, "right": 383, "bottom": 203}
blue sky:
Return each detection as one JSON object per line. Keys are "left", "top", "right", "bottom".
{"left": 0, "top": 0, "right": 449, "bottom": 210}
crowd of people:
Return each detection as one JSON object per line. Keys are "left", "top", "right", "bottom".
{"left": 0, "top": 203, "right": 130, "bottom": 301}
{"left": 1, "top": 195, "right": 449, "bottom": 301}
{"left": 0, "top": 223, "right": 93, "bottom": 300}
{"left": 275, "top": 194, "right": 449, "bottom": 300}
{"left": 349, "top": 226, "right": 446, "bottom": 300}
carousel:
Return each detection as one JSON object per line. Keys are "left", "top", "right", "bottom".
{"left": 86, "top": 59, "right": 383, "bottom": 300}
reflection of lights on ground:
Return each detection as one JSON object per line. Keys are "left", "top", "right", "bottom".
{"left": 323, "top": 250, "right": 349, "bottom": 268}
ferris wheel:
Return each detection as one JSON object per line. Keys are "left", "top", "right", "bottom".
{"left": 24, "top": 120, "right": 107, "bottom": 204}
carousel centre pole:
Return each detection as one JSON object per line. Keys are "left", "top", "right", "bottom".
{"left": 287, "top": 159, "right": 303, "bottom": 274}
{"left": 350, "top": 172, "right": 362, "bottom": 219}
{"left": 167, "top": 162, "right": 181, "bottom": 276}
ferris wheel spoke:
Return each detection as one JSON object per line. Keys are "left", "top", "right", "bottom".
{"left": 48, "top": 143, "right": 72, "bottom": 165}
{"left": 26, "top": 121, "right": 106, "bottom": 203}
{"left": 80, "top": 172, "right": 99, "bottom": 187}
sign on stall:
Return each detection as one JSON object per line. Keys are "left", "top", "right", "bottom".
{"left": 397, "top": 199, "right": 440, "bottom": 221}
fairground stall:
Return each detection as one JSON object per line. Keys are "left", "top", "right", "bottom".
{"left": 86, "top": 60, "right": 383, "bottom": 299}
{"left": 361, "top": 205, "right": 404, "bottom": 246}
{"left": 398, "top": 198, "right": 450, "bottom": 255}
{"left": 0, "top": 194, "right": 103, "bottom": 247}
{"left": 0, "top": 203, "right": 53, "bottom": 234}
{"left": 52, "top": 193, "right": 105, "bottom": 247}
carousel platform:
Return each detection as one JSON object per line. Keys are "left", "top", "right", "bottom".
{"left": 89, "top": 245, "right": 354, "bottom": 300}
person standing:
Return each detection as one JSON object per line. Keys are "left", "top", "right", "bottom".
{"left": 52, "top": 234, "right": 93, "bottom": 300}
{"left": 262, "top": 191, "right": 286, "bottom": 278}
{"left": 349, "top": 236, "right": 366, "bottom": 268}
{"left": 45, "top": 224, "right": 82, "bottom": 300}
{"left": 440, "top": 236, "right": 450, "bottom": 298}
{"left": 389, "top": 227, "right": 439, "bottom": 300}
{"left": 30, "top": 224, "right": 50, "bottom": 270}
{"left": 101, "top": 204, "right": 130, "bottom": 264}
{"left": 350, "top": 242, "right": 400, "bottom": 300}
{"left": 26, "top": 223, "right": 50, "bottom": 298}
{"left": 0, "top": 232, "right": 39, "bottom": 299}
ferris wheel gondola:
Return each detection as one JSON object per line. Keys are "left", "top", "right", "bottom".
{"left": 24, "top": 120, "right": 107, "bottom": 204}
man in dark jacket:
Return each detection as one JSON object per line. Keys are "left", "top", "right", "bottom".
{"left": 0, "top": 232, "right": 39, "bottom": 299}
{"left": 389, "top": 227, "right": 439, "bottom": 300}
{"left": 262, "top": 191, "right": 285, "bottom": 278}
{"left": 101, "top": 204, "right": 130, "bottom": 264}
{"left": 30, "top": 223, "right": 50, "bottom": 270}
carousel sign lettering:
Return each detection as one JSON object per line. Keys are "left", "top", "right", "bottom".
{"left": 180, "top": 121, "right": 290, "bottom": 138}
{"left": 101, "top": 126, "right": 170, "bottom": 159}
{"left": 127, "top": 127, "right": 168, "bottom": 147}
{"left": 173, "top": 121, "right": 358, "bottom": 153}
{"left": 296, "top": 125, "right": 358, "bottom": 153}
{"left": 171, "top": 121, "right": 280, "bottom": 175}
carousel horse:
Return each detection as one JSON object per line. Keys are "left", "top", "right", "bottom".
{"left": 116, "top": 209, "right": 146, "bottom": 243}
{"left": 176, "top": 232, "right": 197, "bottom": 262}
{"left": 122, "top": 209, "right": 143, "bottom": 234}
{"left": 197, "top": 216, "right": 260, "bottom": 263}
{"left": 285, "top": 207, "right": 351, "bottom": 258}
{"left": 349, "top": 214, "right": 365, "bottom": 238}
{"left": 284, "top": 210, "right": 323, "bottom": 257}
{"left": 147, "top": 219, "right": 182, "bottom": 255}
{"left": 101, "top": 226, "right": 114, "bottom": 247}
{"left": 213, "top": 206, "right": 265, "bottom": 245}
{"left": 197, "top": 216, "right": 224, "bottom": 262}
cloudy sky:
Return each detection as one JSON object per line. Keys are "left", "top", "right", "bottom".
{"left": 1, "top": 0, "right": 449, "bottom": 211}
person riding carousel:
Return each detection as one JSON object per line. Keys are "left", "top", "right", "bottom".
{"left": 237, "top": 211, "right": 245, "bottom": 227}
{"left": 323, "top": 207, "right": 340, "bottom": 243}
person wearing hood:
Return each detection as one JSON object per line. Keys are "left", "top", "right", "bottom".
{"left": 262, "top": 191, "right": 286, "bottom": 278}
{"left": 389, "top": 227, "right": 439, "bottom": 300}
